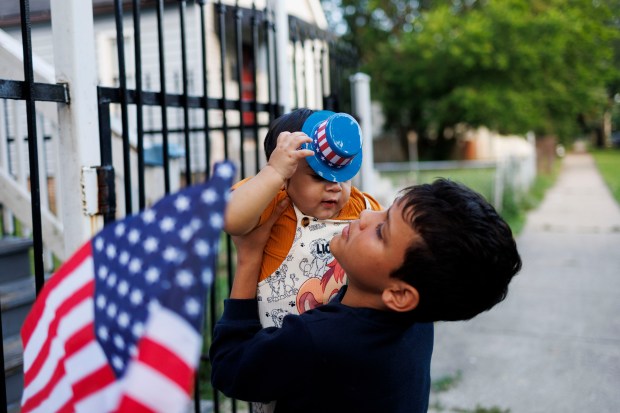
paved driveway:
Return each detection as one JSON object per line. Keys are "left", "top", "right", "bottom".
{"left": 429, "top": 153, "right": 620, "bottom": 413}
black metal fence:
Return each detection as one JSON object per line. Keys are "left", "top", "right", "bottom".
{"left": 0, "top": 0, "right": 69, "bottom": 411}
{"left": 98, "top": 2, "right": 357, "bottom": 411}
{"left": 0, "top": 0, "right": 357, "bottom": 411}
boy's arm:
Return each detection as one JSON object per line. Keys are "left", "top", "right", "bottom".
{"left": 209, "top": 302, "right": 314, "bottom": 402}
{"left": 224, "top": 131, "right": 313, "bottom": 235}
{"left": 211, "top": 199, "right": 312, "bottom": 401}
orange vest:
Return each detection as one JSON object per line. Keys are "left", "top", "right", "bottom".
{"left": 233, "top": 179, "right": 382, "bottom": 282}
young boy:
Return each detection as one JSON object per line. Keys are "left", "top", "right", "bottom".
{"left": 211, "top": 179, "right": 522, "bottom": 413}
{"left": 224, "top": 108, "right": 381, "bottom": 328}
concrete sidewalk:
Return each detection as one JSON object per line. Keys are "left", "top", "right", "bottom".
{"left": 429, "top": 153, "right": 620, "bottom": 413}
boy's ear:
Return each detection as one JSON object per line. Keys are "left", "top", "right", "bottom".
{"left": 382, "top": 280, "right": 419, "bottom": 313}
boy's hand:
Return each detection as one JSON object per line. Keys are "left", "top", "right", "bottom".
{"left": 230, "top": 198, "right": 289, "bottom": 299}
{"left": 267, "top": 131, "right": 314, "bottom": 181}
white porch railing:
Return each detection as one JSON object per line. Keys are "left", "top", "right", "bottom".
{"left": 0, "top": 28, "right": 66, "bottom": 261}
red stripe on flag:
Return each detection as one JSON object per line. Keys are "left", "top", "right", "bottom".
{"left": 21, "top": 242, "right": 92, "bottom": 344}
{"left": 71, "top": 364, "right": 116, "bottom": 403}
{"left": 21, "top": 357, "right": 65, "bottom": 412}
{"left": 116, "top": 394, "right": 158, "bottom": 413}
{"left": 23, "top": 280, "right": 95, "bottom": 386}
{"left": 21, "top": 321, "right": 96, "bottom": 412}
{"left": 56, "top": 402, "right": 75, "bottom": 413}
{"left": 138, "top": 337, "right": 195, "bottom": 393}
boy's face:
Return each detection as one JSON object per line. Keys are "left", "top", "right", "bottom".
{"left": 330, "top": 199, "right": 419, "bottom": 294}
{"left": 286, "top": 160, "right": 352, "bottom": 219}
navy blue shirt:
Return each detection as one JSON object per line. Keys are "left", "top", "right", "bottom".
{"left": 210, "top": 287, "right": 434, "bottom": 413}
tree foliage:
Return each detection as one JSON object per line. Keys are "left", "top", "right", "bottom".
{"left": 323, "top": 0, "right": 620, "bottom": 158}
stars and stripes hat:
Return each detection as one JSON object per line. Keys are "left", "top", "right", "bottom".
{"left": 301, "top": 110, "right": 363, "bottom": 182}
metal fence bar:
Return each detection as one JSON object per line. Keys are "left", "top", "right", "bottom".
{"left": 19, "top": 0, "right": 45, "bottom": 296}
{"left": 0, "top": 80, "right": 68, "bottom": 102}
{"left": 97, "top": 86, "right": 277, "bottom": 113}
{"left": 196, "top": 4, "right": 211, "bottom": 410}
{"left": 133, "top": 0, "right": 146, "bottom": 210}
{"left": 156, "top": 0, "right": 171, "bottom": 193}
{"left": 113, "top": 0, "right": 134, "bottom": 215}
{"left": 251, "top": 5, "right": 260, "bottom": 175}
{"left": 234, "top": 3, "right": 246, "bottom": 180}
{"left": 216, "top": 6, "right": 235, "bottom": 412}
{"left": 198, "top": 0, "right": 212, "bottom": 180}
{"left": 218, "top": 2, "right": 229, "bottom": 159}
{"left": 263, "top": 8, "right": 275, "bottom": 126}
{"left": 179, "top": 0, "right": 192, "bottom": 186}
{"left": 214, "top": 6, "right": 227, "bottom": 410}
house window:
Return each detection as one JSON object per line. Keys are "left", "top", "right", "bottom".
{"left": 97, "top": 29, "right": 135, "bottom": 89}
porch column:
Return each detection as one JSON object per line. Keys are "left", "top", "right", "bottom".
{"left": 269, "top": 0, "right": 292, "bottom": 113}
{"left": 350, "top": 72, "right": 374, "bottom": 193}
{"left": 50, "top": 0, "right": 102, "bottom": 259}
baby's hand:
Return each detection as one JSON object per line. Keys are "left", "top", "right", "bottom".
{"left": 267, "top": 131, "right": 314, "bottom": 181}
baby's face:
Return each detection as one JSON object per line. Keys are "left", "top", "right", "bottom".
{"left": 286, "top": 160, "right": 352, "bottom": 219}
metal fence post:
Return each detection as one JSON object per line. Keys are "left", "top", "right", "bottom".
{"left": 50, "top": 0, "right": 102, "bottom": 258}
{"left": 349, "top": 72, "right": 374, "bottom": 193}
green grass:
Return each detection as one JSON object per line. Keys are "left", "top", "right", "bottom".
{"left": 500, "top": 159, "right": 561, "bottom": 234}
{"left": 430, "top": 371, "right": 511, "bottom": 413}
{"left": 453, "top": 406, "right": 511, "bottom": 413}
{"left": 591, "top": 148, "right": 620, "bottom": 204}
{"left": 382, "top": 168, "right": 496, "bottom": 203}
{"left": 381, "top": 161, "right": 561, "bottom": 235}
{"left": 432, "top": 371, "right": 463, "bottom": 393}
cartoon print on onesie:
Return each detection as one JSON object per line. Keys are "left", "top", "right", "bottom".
{"left": 296, "top": 257, "right": 346, "bottom": 313}
{"left": 299, "top": 238, "right": 332, "bottom": 278}
{"left": 269, "top": 308, "right": 288, "bottom": 328}
{"left": 265, "top": 264, "right": 299, "bottom": 304}
{"left": 257, "top": 220, "right": 351, "bottom": 331}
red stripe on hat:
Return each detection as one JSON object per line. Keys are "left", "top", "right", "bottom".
{"left": 318, "top": 135, "right": 329, "bottom": 151}
{"left": 314, "top": 119, "right": 354, "bottom": 168}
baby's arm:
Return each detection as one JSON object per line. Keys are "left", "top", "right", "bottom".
{"left": 230, "top": 198, "right": 288, "bottom": 298}
{"left": 224, "top": 131, "right": 313, "bottom": 235}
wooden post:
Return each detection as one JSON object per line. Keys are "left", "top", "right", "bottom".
{"left": 50, "top": 0, "right": 102, "bottom": 259}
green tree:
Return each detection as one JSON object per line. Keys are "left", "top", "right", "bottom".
{"left": 324, "top": 0, "right": 620, "bottom": 158}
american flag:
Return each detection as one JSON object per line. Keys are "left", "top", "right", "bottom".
{"left": 20, "top": 162, "right": 235, "bottom": 413}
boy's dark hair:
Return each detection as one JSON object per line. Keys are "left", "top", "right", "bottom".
{"left": 264, "top": 108, "right": 314, "bottom": 160}
{"left": 391, "top": 179, "right": 522, "bottom": 322}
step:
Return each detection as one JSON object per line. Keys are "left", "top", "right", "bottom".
{"left": 0, "top": 277, "right": 36, "bottom": 338}
{"left": 3, "top": 334, "right": 24, "bottom": 408}
{"left": 0, "top": 237, "right": 33, "bottom": 283}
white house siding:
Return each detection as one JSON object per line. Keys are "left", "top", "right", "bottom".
{"left": 2, "top": 0, "right": 329, "bottom": 214}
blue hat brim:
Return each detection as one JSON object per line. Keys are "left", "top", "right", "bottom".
{"left": 301, "top": 110, "right": 363, "bottom": 183}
